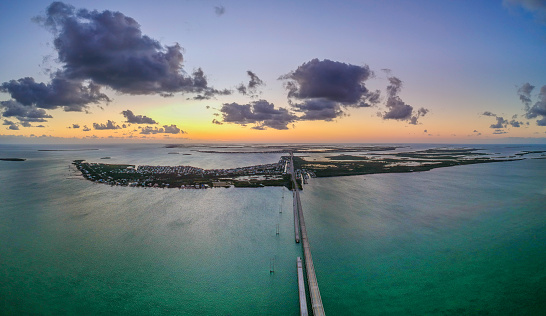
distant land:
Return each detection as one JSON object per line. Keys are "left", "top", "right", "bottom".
{"left": 73, "top": 146, "right": 546, "bottom": 189}
{"left": 38, "top": 149, "right": 99, "bottom": 151}
{"left": 0, "top": 158, "right": 26, "bottom": 161}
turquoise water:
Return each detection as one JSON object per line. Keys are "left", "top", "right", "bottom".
{"left": 1, "top": 144, "right": 545, "bottom": 314}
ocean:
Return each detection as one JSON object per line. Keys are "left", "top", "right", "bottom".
{"left": 1, "top": 143, "right": 545, "bottom": 315}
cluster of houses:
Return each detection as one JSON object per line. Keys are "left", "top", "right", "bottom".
{"left": 74, "top": 158, "right": 291, "bottom": 189}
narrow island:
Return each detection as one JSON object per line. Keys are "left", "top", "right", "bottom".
{"left": 0, "top": 158, "right": 26, "bottom": 161}
{"left": 72, "top": 147, "right": 540, "bottom": 189}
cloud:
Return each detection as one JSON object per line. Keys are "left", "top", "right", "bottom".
{"left": 386, "top": 76, "right": 403, "bottom": 98}
{"left": 281, "top": 59, "right": 378, "bottom": 106}
{"left": 523, "top": 85, "right": 546, "bottom": 126}
{"left": 3, "top": 120, "right": 19, "bottom": 130}
{"left": 278, "top": 59, "right": 381, "bottom": 122}
{"left": 140, "top": 124, "right": 185, "bottom": 134}
{"left": 83, "top": 125, "right": 91, "bottom": 131}
{"left": 220, "top": 100, "right": 297, "bottom": 130}
{"left": 381, "top": 75, "right": 428, "bottom": 124}
{"left": 237, "top": 71, "right": 264, "bottom": 97}
{"left": 121, "top": 110, "right": 158, "bottom": 124}
{"left": 1, "top": 77, "right": 110, "bottom": 112}
{"left": 214, "top": 6, "right": 225, "bottom": 16}
{"left": 481, "top": 111, "right": 520, "bottom": 130}
{"left": 0, "top": 100, "right": 53, "bottom": 122}
{"left": 190, "top": 87, "right": 232, "bottom": 100}
{"left": 25, "top": 1, "right": 222, "bottom": 99}
{"left": 292, "top": 99, "right": 343, "bottom": 121}
{"left": 493, "top": 129, "right": 508, "bottom": 134}
{"left": 212, "top": 119, "right": 223, "bottom": 125}
{"left": 504, "top": 0, "right": 546, "bottom": 23}
{"left": 383, "top": 96, "right": 413, "bottom": 120}
{"left": 409, "top": 108, "right": 429, "bottom": 125}
{"left": 518, "top": 83, "right": 535, "bottom": 106}
{"left": 509, "top": 119, "right": 523, "bottom": 127}
{"left": 490, "top": 116, "right": 508, "bottom": 129}
{"left": 93, "top": 120, "right": 121, "bottom": 130}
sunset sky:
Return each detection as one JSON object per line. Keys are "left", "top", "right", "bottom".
{"left": 1, "top": 0, "right": 545, "bottom": 143}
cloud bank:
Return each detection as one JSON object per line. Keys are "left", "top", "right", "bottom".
{"left": 1, "top": 1, "right": 227, "bottom": 126}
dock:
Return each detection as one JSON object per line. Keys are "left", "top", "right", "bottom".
{"left": 290, "top": 153, "right": 325, "bottom": 316}
{"left": 297, "top": 257, "right": 309, "bottom": 316}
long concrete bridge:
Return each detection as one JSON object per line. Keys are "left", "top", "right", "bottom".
{"left": 290, "top": 152, "right": 325, "bottom": 316}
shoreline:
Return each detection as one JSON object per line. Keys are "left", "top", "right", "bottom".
{"left": 72, "top": 147, "right": 545, "bottom": 189}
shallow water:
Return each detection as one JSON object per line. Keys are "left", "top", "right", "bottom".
{"left": 1, "top": 143, "right": 545, "bottom": 314}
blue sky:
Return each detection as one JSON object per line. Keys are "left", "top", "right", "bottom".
{"left": 1, "top": 0, "right": 545, "bottom": 143}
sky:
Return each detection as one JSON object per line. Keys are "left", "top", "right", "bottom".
{"left": 1, "top": 0, "right": 546, "bottom": 144}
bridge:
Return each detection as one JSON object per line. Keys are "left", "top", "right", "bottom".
{"left": 290, "top": 152, "right": 325, "bottom": 316}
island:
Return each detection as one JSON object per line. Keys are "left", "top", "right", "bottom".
{"left": 73, "top": 157, "right": 293, "bottom": 189}
{"left": 0, "top": 158, "right": 26, "bottom": 161}
{"left": 72, "top": 146, "right": 543, "bottom": 189}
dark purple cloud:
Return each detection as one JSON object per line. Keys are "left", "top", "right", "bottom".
{"left": 279, "top": 59, "right": 381, "bottom": 121}
{"left": 140, "top": 124, "right": 185, "bottom": 134}
{"left": 3, "top": 120, "right": 19, "bottom": 130}
{"left": 93, "top": 120, "right": 121, "bottom": 130}
{"left": 383, "top": 96, "right": 413, "bottom": 120}
{"left": 409, "top": 108, "right": 429, "bottom": 125}
{"left": 72, "top": 124, "right": 80, "bottom": 128}
{"left": 32, "top": 2, "right": 216, "bottom": 96}
{"left": 237, "top": 71, "right": 264, "bottom": 97}
{"left": 83, "top": 125, "right": 91, "bottom": 131}
{"left": 518, "top": 83, "right": 535, "bottom": 106}
{"left": 190, "top": 87, "right": 231, "bottom": 100}
{"left": 523, "top": 85, "right": 546, "bottom": 126}
{"left": 382, "top": 76, "right": 428, "bottom": 124}
{"left": 1, "top": 76, "right": 110, "bottom": 112}
{"left": 0, "top": 100, "right": 53, "bottom": 122}
{"left": 281, "top": 59, "right": 377, "bottom": 105}
{"left": 292, "top": 99, "right": 342, "bottom": 121}
{"left": 482, "top": 112, "right": 509, "bottom": 129}
{"left": 220, "top": 100, "right": 297, "bottom": 130}
{"left": 490, "top": 116, "right": 508, "bottom": 129}
{"left": 121, "top": 110, "right": 158, "bottom": 124}
{"left": 509, "top": 119, "right": 523, "bottom": 127}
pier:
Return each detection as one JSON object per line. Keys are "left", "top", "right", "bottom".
{"left": 290, "top": 153, "right": 325, "bottom": 316}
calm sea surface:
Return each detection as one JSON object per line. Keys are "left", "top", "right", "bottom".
{"left": 1, "top": 143, "right": 545, "bottom": 315}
